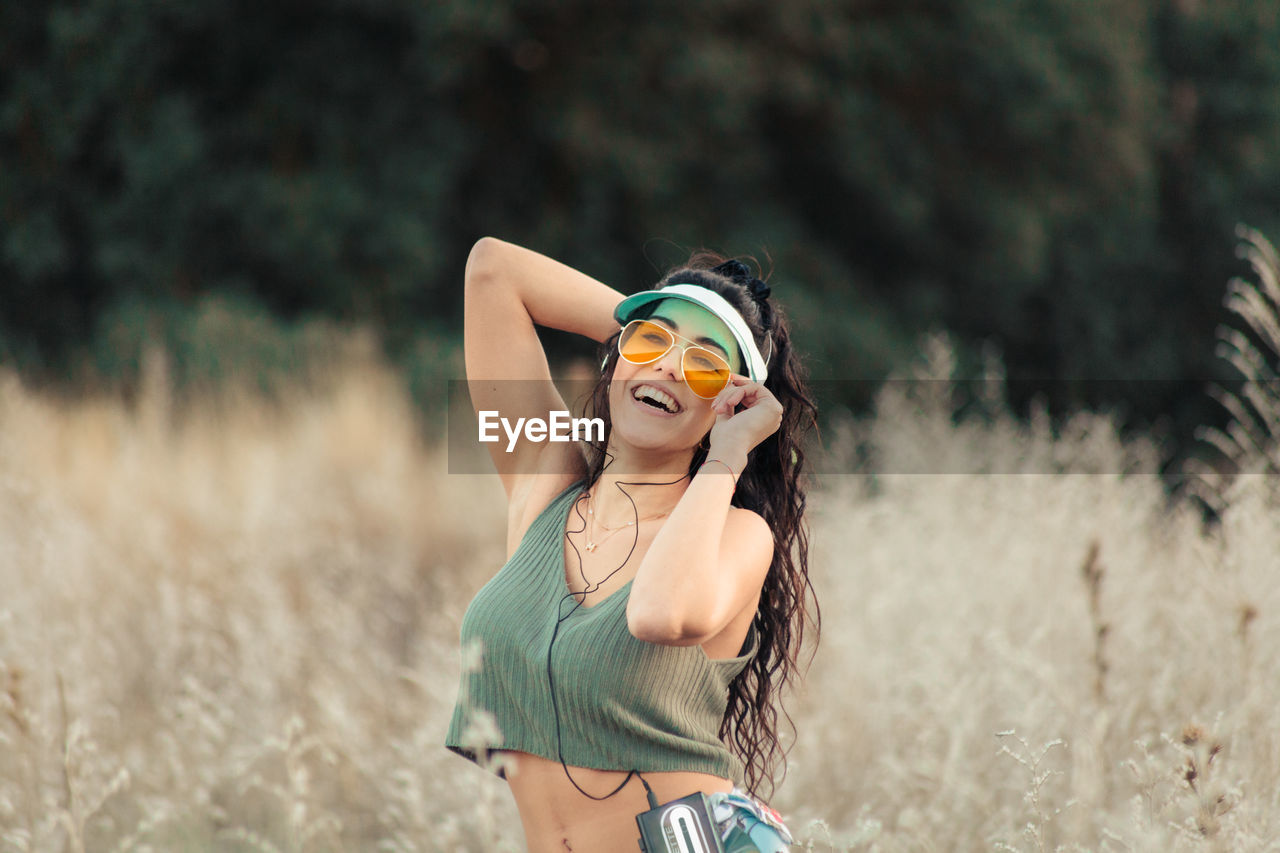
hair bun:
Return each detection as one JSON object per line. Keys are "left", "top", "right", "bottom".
{"left": 711, "top": 258, "right": 752, "bottom": 282}
{"left": 711, "top": 258, "right": 770, "bottom": 304}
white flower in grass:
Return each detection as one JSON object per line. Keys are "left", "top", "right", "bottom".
{"left": 460, "top": 638, "right": 485, "bottom": 674}
{"left": 459, "top": 709, "right": 503, "bottom": 756}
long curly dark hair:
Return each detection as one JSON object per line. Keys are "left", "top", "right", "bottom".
{"left": 580, "top": 251, "right": 820, "bottom": 798}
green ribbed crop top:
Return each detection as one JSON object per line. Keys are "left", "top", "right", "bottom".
{"left": 445, "top": 480, "right": 758, "bottom": 784}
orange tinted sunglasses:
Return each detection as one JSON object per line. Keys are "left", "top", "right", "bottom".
{"left": 617, "top": 319, "right": 734, "bottom": 399}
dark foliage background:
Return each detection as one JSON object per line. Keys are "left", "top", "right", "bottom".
{"left": 3, "top": 0, "right": 1279, "bottom": 469}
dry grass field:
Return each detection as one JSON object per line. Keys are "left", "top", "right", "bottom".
{"left": 3, "top": 239, "right": 1279, "bottom": 851}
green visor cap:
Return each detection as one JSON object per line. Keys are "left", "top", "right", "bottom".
{"left": 613, "top": 283, "right": 770, "bottom": 382}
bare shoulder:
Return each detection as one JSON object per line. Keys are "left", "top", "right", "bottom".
{"left": 726, "top": 506, "right": 774, "bottom": 552}
{"left": 719, "top": 505, "right": 775, "bottom": 589}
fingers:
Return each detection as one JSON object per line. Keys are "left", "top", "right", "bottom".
{"left": 713, "top": 375, "right": 769, "bottom": 414}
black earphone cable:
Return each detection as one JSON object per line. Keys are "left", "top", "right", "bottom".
{"left": 546, "top": 464, "right": 690, "bottom": 802}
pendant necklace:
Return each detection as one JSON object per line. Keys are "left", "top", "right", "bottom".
{"left": 581, "top": 490, "right": 674, "bottom": 553}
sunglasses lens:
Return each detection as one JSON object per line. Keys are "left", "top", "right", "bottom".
{"left": 618, "top": 320, "right": 674, "bottom": 364}
{"left": 683, "top": 349, "right": 731, "bottom": 398}
{"left": 619, "top": 319, "right": 731, "bottom": 398}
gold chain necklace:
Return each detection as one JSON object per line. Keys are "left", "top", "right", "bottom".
{"left": 581, "top": 490, "right": 675, "bottom": 552}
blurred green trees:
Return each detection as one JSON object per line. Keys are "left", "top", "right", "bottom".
{"left": 2, "top": 0, "right": 1278, "bottom": 455}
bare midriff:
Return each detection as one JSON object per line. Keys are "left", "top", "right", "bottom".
{"left": 501, "top": 749, "right": 734, "bottom": 853}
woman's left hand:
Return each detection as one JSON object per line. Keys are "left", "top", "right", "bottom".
{"left": 707, "top": 374, "right": 784, "bottom": 457}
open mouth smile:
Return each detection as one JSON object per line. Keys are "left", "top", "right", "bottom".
{"left": 629, "top": 383, "right": 683, "bottom": 415}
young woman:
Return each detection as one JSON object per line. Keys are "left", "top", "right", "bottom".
{"left": 446, "top": 237, "right": 818, "bottom": 852}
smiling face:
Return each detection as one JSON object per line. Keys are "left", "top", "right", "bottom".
{"left": 608, "top": 298, "right": 744, "bottom": 456}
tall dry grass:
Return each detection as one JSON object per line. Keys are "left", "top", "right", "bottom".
{"left": 791, "top": 350, "right": 1279, "bottom": 851}
{"left": 0, "top": 335, "right": 516, "bottom": 850}
{"left": 1, "top": 240, "right": 1278, "bottom": 851}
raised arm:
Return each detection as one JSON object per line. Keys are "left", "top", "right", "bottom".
{"left": 464, "top": 237, "right": 624, "bottom": 503}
